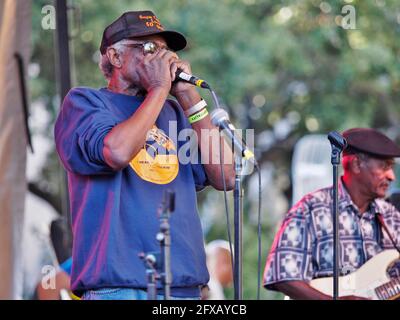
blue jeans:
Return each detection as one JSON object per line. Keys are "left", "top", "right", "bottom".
{"left": 81, "top": 288, "right": 200, "bottom": 300}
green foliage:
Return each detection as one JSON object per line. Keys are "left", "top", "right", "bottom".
{"left": 32, "top": 0, "right": 400, "bottom": 133}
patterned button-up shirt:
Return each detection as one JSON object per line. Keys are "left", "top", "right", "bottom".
{"left": 264, "top": 179, "right": 400, "bottom": 290}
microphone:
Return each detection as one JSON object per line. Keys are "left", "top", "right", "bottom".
{"left": 175, "top": 68, "right": 210, "bottom": 89}
{"left": 210, "top": 108, "right": 256, "bottom": 163}
{"left": 144, "top": 254, "right": 157, "bottom": 266}
{"left": 328, "top": 131, "right": 347, "bottom": 151}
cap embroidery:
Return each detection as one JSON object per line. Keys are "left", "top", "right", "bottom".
{"left": 139, "top": 15, "right": 164, "bottom": 31}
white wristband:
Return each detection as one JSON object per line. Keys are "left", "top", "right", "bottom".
{"left": 184, "top": 99, "right": 207, "bottom": 117}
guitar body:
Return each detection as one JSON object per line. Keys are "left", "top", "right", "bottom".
{"left": 309, "top": 250, "right": 400, "bottom": 300}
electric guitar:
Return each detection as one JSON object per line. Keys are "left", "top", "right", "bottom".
{"left": 309, "top": 249, "right": 400, "bottom": 300}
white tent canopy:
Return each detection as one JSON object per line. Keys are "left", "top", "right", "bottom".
{"left": 291, "top": 134, "right": 333, "bottom": 205}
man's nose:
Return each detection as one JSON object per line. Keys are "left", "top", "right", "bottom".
{"left": 386, "top": 168, "right": 396, "bottom": 181}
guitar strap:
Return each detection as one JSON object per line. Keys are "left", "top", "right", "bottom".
{"left": 377, "top": 213, "right": 400, "bottom": 255}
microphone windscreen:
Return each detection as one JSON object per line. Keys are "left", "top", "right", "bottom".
{"left": 210, "top": 108, "right": 230, "bottom": 126}
{"left": 328, "top": 131, "right": 347, "bottom": 149}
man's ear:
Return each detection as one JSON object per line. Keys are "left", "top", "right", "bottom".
{"left": 106, "top": 47, "right": 122, "bottom": 68}
{"left": 351, "top": 155, "right": 362, "bottom": 174}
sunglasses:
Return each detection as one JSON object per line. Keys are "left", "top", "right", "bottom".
{"left": 120, "top": 41, "right": 173, "bottom": 55}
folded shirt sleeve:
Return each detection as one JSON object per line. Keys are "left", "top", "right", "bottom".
{"left": 54, "top": 87, "right": 118, "bottom": 175}
{"left": 191, "top": 158, "right": 210, "bottom": 191}
{"left": 263, "top": 203, "right": 314, "bottom": 291}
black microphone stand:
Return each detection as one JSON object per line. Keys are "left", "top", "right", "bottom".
{"left": 139, "top": 252, "right": 159, "bottom": 300}
{"left": 327, "top": 131, "right": 347, "bottom": 300}
{"left": 157, "top": 189, "right": 175, "bottom": 300}
{"left": 233, "top": 154, "right": 244, "bottom": 300}
{"left": 209, "top": 91, "right": 255, "bottom": 300}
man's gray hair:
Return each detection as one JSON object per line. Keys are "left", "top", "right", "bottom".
{"left": 342, "top": 152, "right": 371, "bottom": 171}
{"left": 98, "top": 40, "right": 129, "bottom": 80}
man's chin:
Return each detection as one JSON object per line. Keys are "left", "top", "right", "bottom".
{"left": 377, "top": 188, "right": 389, "bottom": 198}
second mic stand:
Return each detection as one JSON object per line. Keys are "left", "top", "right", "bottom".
{"left": 327, "top": 131, "right": 347, "bottom": 300}
{"left": 157, "top": 189, "right": 175, "bottom": 300}
{"left": 139, "top": 252, "right": 159, "bottom": 300}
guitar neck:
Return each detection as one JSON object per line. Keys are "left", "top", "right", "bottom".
{"left": 375, "top": 277, "right": 400, "bottom": 300}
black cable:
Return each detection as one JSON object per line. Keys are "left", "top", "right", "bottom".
{"left": 219, "top": 132, "right": 235, "bottom": 283}
{"left": 210, "top": 89, "right": 235, "bottom": 289}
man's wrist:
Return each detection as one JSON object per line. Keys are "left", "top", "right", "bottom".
{"left": 188, "top": 108, "right": 208, "bottom": 124}
{"left": 145, "top": 87, "right": 170, "bottom": 108}
{"left": 174, "top": 88, "right": 202, "bottom": 111}
{"left": 184, "top": 99, "right": 207, "bottom": 117}
{"left": 148, "top": 86, "right": 170, "bottom": 96}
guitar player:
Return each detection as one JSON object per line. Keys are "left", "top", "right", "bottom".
{"left": 264, "top": 128, "right": 400, "bottom": 300}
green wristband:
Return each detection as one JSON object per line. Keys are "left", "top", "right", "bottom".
{"left": 188, "top": 108, "right": 208, "bottom": 124}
